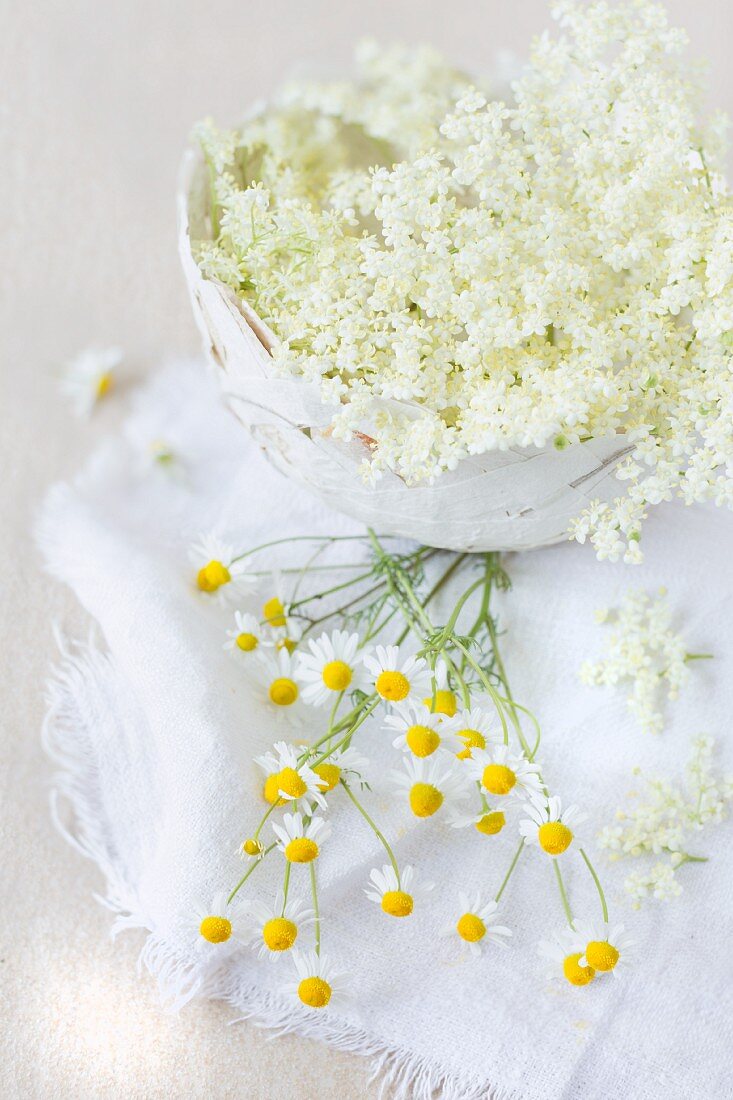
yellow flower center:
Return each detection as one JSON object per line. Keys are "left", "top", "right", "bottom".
{"left": 563, "top": 952, "right": 596, "bottom": 986}
{"left": 405, "top": 724, "right": 441, "bottom": 757}
{"left": 585, "top": 940, "right": 620, "bottom": 972}
{"left": 475, "top": 811, "right": 506, "bottom": 836}
{"left": 322, "top": 660, "right": 353, "bottom": 692}
{"left": 269, "top": 677, "right": 298, "bottom": 706}
{"left": 197, "top": 560, "right": 231, "bottom": 592}
{"left": 263, "top": 774, "right": 284, "bottom": 805}
{"left": 381, "top": 890, "right": 414, "bottom": 917}
{"left": 236, "top": 632, "right": 258, "bottom": 652}
{"left": 262, "top": 917, "right": 298, "bottom": 952}
{"left": 456, "top": 913, "right": 486, "bottom": 943}
{"left": 375, "top": 670, "right": 410, "bottom": 701}
{"left": 298, "top": 976, "right": 332, "bottom": 1008}
{"left": 277, "top": 637, "right": 297, "bottom": 654}
{"left": 422, "top": 690, "right": 457, "bottom": 716}
{"left": 285, "top": 837, "right": 319, "bottom": 863}
{"left": 409, "top": 782, "right": 444, "bottom": 818}
{"left": 482, "top": 763, "right": 516, "bottom": 796}
{"left": 538, "top": 821, "right": 574, "bottom": 855}
{"left": 314, "top": 762, "right": 341, "bottom": 792}
{"left": 242, "top": 838, "right": 263, "bottom": 856}
{"left": 456, "top": 728, "right": 486, "bottom": 760}
{"left": 263, "top": 596, "right": 286, "bottom": 628}
{"left": 199, "top": 916, "right": 232, "bottom": 944}
{"left": 276, "top": 767, "right": 307, "bottom": 798}
{"left": 95, "top": 371, "right": 113, "bottom": 399}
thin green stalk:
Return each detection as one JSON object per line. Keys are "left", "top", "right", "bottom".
{"left": 310, "top": 862, "right": 321, "bottom": 955}
{"left": 553, "top": 859, "right": 574, "bottom": 926}
{"left": 227, "top": 842, "right": 276, "bottom": 903}
{"left": 341, "top": 780, "right": 401, "bottom": 887}
{"left": 495, "top": 840, "right": 524, "bottom": 903}
{"left": 281, "top": 861, "right": 291, "bottom": 912}
{"left": 580, "top": 848, "right": 608, "bottom": 923}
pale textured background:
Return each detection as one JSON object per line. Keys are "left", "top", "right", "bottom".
{"left": 2, "top": 2, "right": 732, "bottom": 1097}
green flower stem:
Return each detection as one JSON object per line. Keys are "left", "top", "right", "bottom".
{"left": 310, "top": 862, "right": 321, "bottom": 956}
{"left": 232, "top": 532, "right": 404, "bottom": 564}
{"left": 341, "top": 779, "right": 401, "bottom": 888}
{"left": 227, "top": 842, "right": 277, "bottom": 904}
{"left": 553, "top": 858, "right": 574, "bottom": 927}
{"left": 450, "top": 637, "right": 511, "bottom": 745}
{"left": 495, "top": 840, "right": 525, "bottom": 903}
{"left": 311, "top": 697, "right": 381, "bottom": 765}
{"left": 579, "top": 847, "right": 608, "bottom": 923}
{"left": 281, "top": 861, "right": 292, "bottom": 912}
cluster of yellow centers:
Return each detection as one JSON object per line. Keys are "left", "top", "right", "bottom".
{"left": 285, "top": 837, "right": 320, "bottom": 863}
{"left": 262, "top": 917, "right": 298, "bottom": 951}
{"left": 375, "top": 670, "right": 410, "bottom": 701}
{"left": 456, "top": 913, "right": 486, "bottom": 943}
{"left": 322, "top": 660, "right": 353, "bottom": 691}
{"left": 263, "top": 766, "right": 307, "bottom": 805}
{"left": 298, "top": 977, "right": 332, "bottom": 1008}
{"left": 475, "top": 811, "right": 506, "bottom": 836}
{"left": 409, "top": 782, "right": 443, "bottom": 818}
{"left": 199, "top": 915, "right": 232, "bottom": 943}
{"left": 538, "top": 822, "right": 574, "bottom": 855}
{"left": 455, "top": 727, "right": 486, "bottom": 761}
{"left": 381, "top": 890, "right": 414, "bottom": 917}
{"left": 197, "top": 560, "right": 231, "bottom": 592}
{"left": 482, "top": 763, "right": 516, "bottom": 796}
{"left": 269, "top": 677, "right": 299, "bottom": 706}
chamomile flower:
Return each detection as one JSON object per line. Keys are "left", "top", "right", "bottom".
{"left": 384, "top": 701, "right": 461, "bottom": 758}
{"left": 519, "top": 796, "right": 586, "bottom": 857}
{"left": 254, "top": 741, "right": 326, "bottom": 809}
{"left": 273, "top": 812, "right": 331, "bottom": 863}
{"left": 365, "top": 863, "right": 434, "bottom": 918}
{"left": 445, "top": 706, "right": 500, "bottom": 760}
{"left": 295, "top": 629, "right": 368, "bottom": 706}
{"left": 61, "top": 346, "right": 121, "bottom": 418}
{"left": 390, "top": 754, "right": 468, "bottom": 818}
{"left": 538, "top": 928, "right": 596, "bottom": 986}
{"left": 189, "top": 533, "right": 255, "bottom": 602}
{"left": 575, "top": 921, "right": 636, "bottom": 976}
{"left": 364, "top": 645, "right": 430, "bottom": 704}
{"left": 468, "top": 745, "right": 542, "bottom": 802}
{"left": 238, "top": 837, "right": 264, "bottom": 859}
{"left": 224, "top": 610, "right": 269, "bottom": 656}
{"left": 422, "top": 659, "right": 458, "bottom": 716}
{"left": 448, "top": 807, "right": 508, "bottom": 837}
{"left": 192, "top": 891, "right": 246, "bottom": 951}
{"left": 442, "top": 892, "right": 512, "bottom": 956}
{"left": 310, "top": 746, "right": 370, "bottom": 793}
{"left": 244, "top": 893, "right": 316, "bottom": 959}
{"left": 260, "top": 573, "right": 300, "bottom": 651}
{"left": 255, "top": 650, "right": 303, "bottom": 716}
{"left": 284, "top": 950, "right": 349, "bottom": 1009}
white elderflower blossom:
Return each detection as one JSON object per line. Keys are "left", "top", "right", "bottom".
{"left": 580, "top": 589, "right": 709, "bottom": 734}
{"left": 195, "top": 1, "right": 733, "bottom": 560}
{"left": 597, "top": 735, "right": 733, "bottom": 907}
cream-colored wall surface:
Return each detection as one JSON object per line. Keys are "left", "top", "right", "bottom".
{"left": 2, "top": 2, "right": 732, "bottom": 1097}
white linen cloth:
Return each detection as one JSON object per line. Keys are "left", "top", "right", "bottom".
{"left": 39, "top": 360, "right": 733, "bottom": 1100}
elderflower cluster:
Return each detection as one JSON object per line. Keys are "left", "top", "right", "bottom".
{"left": 194, "top": 1, "right": 733, "bottom": 561}
{"left": 598, "top": 736, "right": 733, "bottom": 907}
{"left": 186, "top": 531, "right": 634, "bottom": 1001}
{"left": 580, "top": 589, "right": 702, "bottom": 734}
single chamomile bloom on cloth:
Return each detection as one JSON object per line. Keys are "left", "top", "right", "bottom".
{"left": 519, "top": 795, "right": 586, "bottom": 857}
{"left": 310, "top": 745, "right": 370, "bottom": 794}
{"left": 189, "top": 533, "right": 255, "bottom": 602}
{"left": 442, "top": 892, "right": 512, "bottom": 957}
{"left": 244, "top": 893, "right": 316, "bottom": 959}
{"left": 285, "top": 950, "right": 349, "bottom": 1010}
{"left": 575, "top": 920, "right": 636, "bottom": 976}
{"left": 390, "top": 755, "right": 468, "bottom": 819}
{"left": 295, "top": 629, "right": 368, "bottom": 706}
{"left": 273, "top": 811, "right": 331, "bottom": 863}
{"left": 254, "top": 741, "right": 326, "bottom": 809}
{"left": 365, "top": 863, "right": 434, "bottom": 918}
{"left": 468, "top": 745, "right": 542, "bottom": 802}
{"left": 422, "top": 658, "right": 458, "bottom": 716}
{"left": 254, "top": 649, "right": 304, "bottom": 715}
{"left": 384, "top": 700, "right": 461, "bottom": 758}
{"left": 61, "top": 346, "right": 121, "bottom": 418}
{"left": 537, "top": 928, "right": 596, "bottom": 987}
{"left": 445, "top": 705, "right": 500, "bottom": 761}
{"left": 192, "top": 891, "right": 246, "bottom": 951}
{"left": 448, "top": 806, "right": 508, "bottom": 837}
{"left": 224, "top": 610, "right": 270, "bottom": 656}
{"left": 364, "top": 645, "right": 430, "bottom": 705}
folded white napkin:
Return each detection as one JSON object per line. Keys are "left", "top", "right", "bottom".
{"left": 39, "top": 360, "right": 733, "bottom": 1100}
